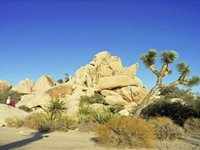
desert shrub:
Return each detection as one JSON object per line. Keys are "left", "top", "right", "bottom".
{"left": 148, "top": 117, "right": 184, "bottom": 140}
{"left": 78, "top": 104, "right": 95, "bottom": 123}
{"left": 141, "top": 100, "right": 200, "bottom": 126}
{"left": 91, "top": 93, "right": 105, "bottom": 104}
{"left": 24, "top": 113, "right": 48, "bottom": 130}
{"left": 93, "top": 108, "right": 115, "bottom": 124}
{"left": 5, "top": 117, "right": 25, "bottom": 128}
{"left": 18, "top": 105, "right": 32, "bottom": 112}
{"left": 184, "top": 118, "right": 200, "bottom": 134}
{"left": 110, "top": 104, "right": 124, "bottom": 113}
{"left": 79, "top": 96, "right": 94, "bottom": 105}
{"left": 0, "top": 89, "right": 21, "bottom": 104}
{"left": 96, "top": 117, "right": 156, "bottom": 148}
{"left": 58, "top": 115, "right": 78, "bottom": 130}
{"left": 79, "top": 93, "right": 105, "bottom": 106}
{"left": 159, "top": 87, "right": 195, "bottom": 101}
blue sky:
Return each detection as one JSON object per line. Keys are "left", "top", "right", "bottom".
{"left": 0, "top": 0, "right": 199, "bottom": 92}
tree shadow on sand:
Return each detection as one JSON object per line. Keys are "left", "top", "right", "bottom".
{"left": 0, "top": 132, "right": 49, "bottom": 150}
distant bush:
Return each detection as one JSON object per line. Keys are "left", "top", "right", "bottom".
{"left": 0, "top": 89, "right": 21, "bottom": 104}
{"left": 148, "top": 117, "right": 184, "bottom": 140}
{"left": 141, "top": 100, "right": 200, "bottom": 126}
{"left": 96, "top": 117, "right": 156, "bottom": 148}
{"left": 184, "top": 118, "right": 200, "bottom": 134}
{"left": 79, "top": 93, "right": 105, "bottom": 106}
{"left": 18, "top": 105, "right": 32, "bottom": 112}
{"left": 159, "top": 87, "right": 195, "bottom": 101}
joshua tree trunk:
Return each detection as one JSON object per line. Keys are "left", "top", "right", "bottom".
{"left": 133, "top": 85, "right": 158, "bottom": 117}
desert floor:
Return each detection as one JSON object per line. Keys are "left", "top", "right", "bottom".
{"left": 0, "top": 127, "right": 199, "bottom": 150}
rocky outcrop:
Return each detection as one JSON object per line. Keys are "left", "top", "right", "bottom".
{"left": 2, "top": 51, "right": 149, "bottom": 118}
{"left": 97, "top": 75, "right": 137, "bottom": 90}
{"left": 12, "top": 79, "right": 34, "bottom": 94}
{"left": 71, "top": 51, "right": 139, "bottom": 87}
{"left": 0, "top": 104, "right": 28, "bottom": 126}
{"left": 33, "top": 75, "right": 56, "bottom": 92}
{"left": 104, "top": 95, "right": 128, "bottom": 106}
{"left": 117, "top": 85, "right": 148, "bottom": 104}
{"left": 46, "top": 83, "right": 74, "bottom": 99}
{"left": 0, "top": 80, "right": 12, "bottom": 91}
{"left": 16, "top": 93, "right": 51, "bottom": 109}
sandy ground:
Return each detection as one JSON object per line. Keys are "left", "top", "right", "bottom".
{"left": 0, "top": 127, "right": 199, "bottom": 150}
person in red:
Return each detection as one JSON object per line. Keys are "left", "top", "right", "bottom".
{"left": 6, "top": 96, "right": 16, "bottom": 107}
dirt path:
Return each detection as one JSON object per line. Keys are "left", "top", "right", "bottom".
{"left": 0, "top": 127, "right": 199, "bottom": 150}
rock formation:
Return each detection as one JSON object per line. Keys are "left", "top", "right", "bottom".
{"left": 0, "top": 80, "right": 12, "bottom": 91}
{"left": 33, "top": 75, "right": 56, "bottom": 92}
{"left": 0, "top": 104, "right": 28, "bottom": 127}
{"left": 0, "top": 51, "right": 149, "bottom": 122}
{"left": 12, "top": 79, "right": 34, "bottom": 94}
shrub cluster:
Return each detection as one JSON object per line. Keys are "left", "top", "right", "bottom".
{"left": 184, "top": 118, "right": 200, "bottom": 134}
{"left": 0, "top": 89, "right": 21, "bottom": 104}
{"left": 148, "top": 117, "right": 184, "bottom": 140}
{"left": 141, "top": 100, "right": 200, "bottom": 126}
{"left": 6, "top": 112, "right": 77, "bottom": 132}
{"left": 96, "top": 117, "right": 156, "bottom": 148}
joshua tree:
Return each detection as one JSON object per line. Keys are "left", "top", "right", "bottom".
{"left": 133, "top": 50, "right": 200, "bottom": 117}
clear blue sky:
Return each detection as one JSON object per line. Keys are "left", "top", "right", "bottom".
{"left": 0, "top": 0, "right": 199, "bottom": 92}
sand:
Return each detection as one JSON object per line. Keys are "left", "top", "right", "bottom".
{"left": 0, "top": 127, "right": 199, "bottom": 150}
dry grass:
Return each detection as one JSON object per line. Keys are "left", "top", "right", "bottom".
{"left": 5, "top": 112, "right": 77, "bottom": 132}
{"left": 184, "top": 117, "right": 200, "bottom": 134}
{"left": 148, "top": 116, "right": 184, "bottom": 140}
{"left": 96, "top": 117, "right": 156, "bottom": 148}
{"left": 5, "top": 117, "right": 25, "bottom": 128}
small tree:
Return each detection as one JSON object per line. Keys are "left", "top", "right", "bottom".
{"left": 133, "top": 50, "right": 200, "bottom": 117}
{"left": 57, "top": 73, "right": 70, "bottom": 84}
{"left": 48, "top": 99, "right": 67, "bottom": 122}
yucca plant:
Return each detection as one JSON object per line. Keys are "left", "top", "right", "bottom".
{"left": 48, "top": 99, "right": 67, "bottom": 122}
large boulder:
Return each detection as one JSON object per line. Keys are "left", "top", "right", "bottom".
{"left": 0, "top": 80, "right": 12, "bottom": 91}
{"left": 16, "top": 93, "right": 51, "bottom": 109}
{"left": 46, "top": 83, "right": 74, "bottom": 99}
{"left": 0, "top": 104, "right": 28, "bottom": 126}
{"left": 12, "top": 79, "right": 34, "bottom": 94}
{"left": 97, "top": 75, "right": 137, "bottom": 90}
{"left": 118, "top": 86, "right": 148, "bottom": 104}
{"left": 104, "top": 95, "right": 128, "bottom": 106}
{"left": 33, "top": 75, "right": 56, "bottom": 92}
{"left": 72, "top": 51, "right": 138, "bottom": 88}
{"left": 118, "top": 63, "right": 139, "bottom": 78}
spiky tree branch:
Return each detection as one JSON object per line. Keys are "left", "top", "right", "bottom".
{"left": 133, "top": 50, "right": 200, "bottom": 117}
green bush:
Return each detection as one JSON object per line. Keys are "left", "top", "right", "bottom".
{"left": 148, "top": 117, "right": 184, "bottom": 140}
{"left": 96, "top": 117, "right": 156, "bottom": 148}
{"left": 93, "top": 108, "right": 115, "bottom": 124}
{"left": 0, "top": 89, "right": 21, "bottom": 104}
{"left": 159, "top": 87, "right": 195, "bottom": 101}
{"left": 79, "top": 93, "right": 105, "bottom": 106}
{"left": 141, "top": 100, "right": 200, "bottom": 126}
{"left": 78, "top": 104, "right": 95, "bottom": 123}
{"left": 184, "top": 118, "right": 200, "bottom": 134}
{"left": 18, "top": 105, "right": 32, "bottom": 112}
